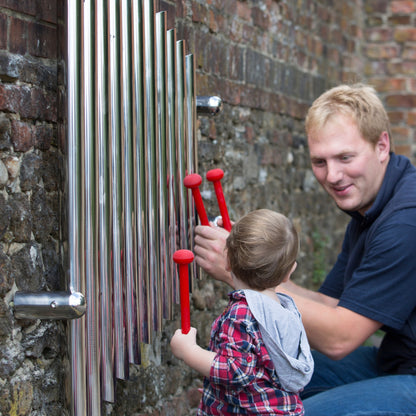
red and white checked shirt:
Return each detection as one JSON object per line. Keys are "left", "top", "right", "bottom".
{"left": 197, "top": 290, "right": 304, "bottom": 415}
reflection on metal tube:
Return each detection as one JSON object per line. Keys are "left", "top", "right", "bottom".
{"left": 121, "top": 0, "right": 139, "bottom": 365}
{"left": 185, "top": 54, "right": 198, "bottom": 284}
{"left": 67, "top": 1, "right": 87, "bottom": 415}
{"left": 156, "top": 11, "right": 170, "bottom": 321}
{"left": 108, "top": 0, "right": 127, "bottom": 380}
{"left": 82, "top": 0, "right": 101, "bottom": 412}
{"left": 166, "top": 29, "right": 179, "bottom": 308}
{"left": 131, "top": 0, "right": 148, "bottom": 346}
{"left": 176, "top": 40, "right": 189, "bottom": 253}
{"left": 143, "top": 0, "right": 159, "bottom": 337}
{"left": 96, "top": 0, "right": 114, "bottom": 403}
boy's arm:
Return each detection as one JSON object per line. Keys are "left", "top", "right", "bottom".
{"left": 170, "top": 327, "right": 215, "bottom": 377}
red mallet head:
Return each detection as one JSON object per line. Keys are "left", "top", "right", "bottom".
{"left": 173, "top": 249, "right": 194, "bottom": 334}
{"left": 206, "top": 168, "right": 232, "bottom": 231}
{"left": 184, "top": 174, "right": 209, "bottom": 226}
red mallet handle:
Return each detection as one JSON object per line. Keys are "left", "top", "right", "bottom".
{"left": 206, "top": 168, "right": 232, "bottom": 231}
{"left": 173, "top": 249, "right": 194, "bottom": 334}
{"left": 184, "top": 174, "right": 209, "bottom": 226}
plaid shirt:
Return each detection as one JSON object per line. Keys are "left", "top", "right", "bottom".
{"left": 197, "top": 290, "right": 304, "bottom": 416}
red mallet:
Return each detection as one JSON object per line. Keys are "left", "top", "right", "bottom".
{"left": 173, "top": 249, "right": 194, "bottom": 334}
{"left": 184, "top": 173, "right": 209, "bottom": 226}
{"left": 206, "top": 168, "right": 232, "bottom": 231}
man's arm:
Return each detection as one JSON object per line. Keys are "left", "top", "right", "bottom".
{"left": 278, "top": 280, "right": 382, "bottom": 360}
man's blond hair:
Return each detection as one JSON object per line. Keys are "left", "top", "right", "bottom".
{"left": 305, "top": 83, "right": 393, "bottom": 148}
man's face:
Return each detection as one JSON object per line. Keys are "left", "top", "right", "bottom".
{"left": 307, "top": 114, "right": 390, "bottom": 215}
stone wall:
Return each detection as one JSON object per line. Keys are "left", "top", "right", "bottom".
{"left": 0, "top": 0, "right": 415, "bottom": 415}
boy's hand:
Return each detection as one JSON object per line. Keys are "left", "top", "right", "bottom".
{"left": 170, "top": 327, "right": 197, "bottom": 361}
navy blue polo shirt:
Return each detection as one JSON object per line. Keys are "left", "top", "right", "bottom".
{"left": 319, "top": 153, "right": 416, "bottom": 374}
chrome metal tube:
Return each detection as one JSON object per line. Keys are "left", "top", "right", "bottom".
{"left": 131, "top": 0, "right": 148, "bottom": 346}
{"left": 67, "top": 1, "right": 87, "bottom": 415}
{"left": 166, "top": 28, "right": 178, "bottom": 309}
{"left": 108, "top": 0, "right": 127, "bottom": 380}
{"left": 82, "top": 0, "right": 101, "bottom": 412}
{"left": 143, "top": 0, "right": 159, "bottom": 337}
{"left": 156, "top": 11, "right": 170, "bottom": 321}
{"left": 95, "top": 0, "right": 114, "bottom": 402}
{"left": 176, "top": 40, "right": 190, "bottom": 254}
{"left": 121, "top": 0, "right": 139, "bottom": 365}
{"left": 185, "top": 53, "right": 198, "bottom": 283}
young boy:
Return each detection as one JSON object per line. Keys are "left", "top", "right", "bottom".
{"left": 170, "top": 209, "right": 314, "bottom": 415}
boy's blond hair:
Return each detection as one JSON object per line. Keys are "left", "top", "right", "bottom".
{"left": 226, "top": 209, "right": 299, "bottom": 290}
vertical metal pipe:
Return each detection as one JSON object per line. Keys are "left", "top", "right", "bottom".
{"left": 67, "top": 1, "right": 87, "bottom": 415}
{"left": 143, "top": 0, "right": 160, "bottom": 336}
{"left": 131, "top": 0, "right": 149, "bottom": 346}
{"left": 82, "top": 1, "right": 101, "bottom": 413}
{"left": 121, "top": 0, "right": 139, "bottom": 365}
{"left": 95, "top": 0, "right": 114, "bottom": 402}
{"left": 108, "top": 0, "right": 127, "bottom": 380}
{"left": 155, "top": 11, "right": 169, "bottom": 321}
{"left": 176, "top": 40, "right": 190, "bottom": 254}
{"left": 185, "top": 53, "right": 198, "bottom": 284}
{"left": 166, "top": 28, "right": 178, "bottom": 312}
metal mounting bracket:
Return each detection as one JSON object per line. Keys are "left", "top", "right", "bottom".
{"left": 13, "top": 291, "right": 86, "bottom": 320}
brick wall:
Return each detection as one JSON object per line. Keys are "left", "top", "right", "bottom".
{"left": 0, "top": 1, "right": 415, "bottom": 415}
{"left": 0, "top": 0, "right": 68, "bottom": 415}
{"left": 364, "top": 0, "right": 416, "bottom": 157}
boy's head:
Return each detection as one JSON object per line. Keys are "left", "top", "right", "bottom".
{"left": 225, "top": 209, "right": 299, "bottom": 291}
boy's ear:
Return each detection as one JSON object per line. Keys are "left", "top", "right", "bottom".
{"left": 282, "top": 261, "right": 297, "bottom": 282}
{"left": 225, "top": 249, "right": 231, "bottom": 272}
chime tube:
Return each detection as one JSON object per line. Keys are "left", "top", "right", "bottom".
{"left": 143, "top": 0, "right": 160, "bottom": 337}
{"left": 121, "top": 0, "right": 139, "bottom": 365}
{"left": 108, "top": 0, "right": 127, "bottom": 380}
{"left": 131, "top": 0, "right": 148, "bottom": 346}
{"left": 67, "top": 1, "right": 87, "bottom": 415}
{"left": 82, "top": 0, "right": 101, "bottom": 412}
{"left": 95, "top": 0, "right": 114, "bottom": 402}
{"left": 166, "top": 28, "right": 178, "bottom": 308}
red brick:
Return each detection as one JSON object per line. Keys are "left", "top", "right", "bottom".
{"left": 390, "top": 0, "right": 415, "bottom": 13}
{"left": 365, "top": 27, "right": 393, "bottom": 42}
{"left": 0, "top": 0, "right": 36, "bottom": 15}
{"left": 386, "top": 94, "right": 416, "bottom": 108}
{"left": 407, "top": 112, "right": 416, "bottom": 126}
{"left": 365, "top": 44, "right": 399, "bottom": 59}
{"left": 11, "top": 119, "right": 33, "bottom": 152}
{"left": 394, "top": 28, "right": 416, "bottom": 42}
{"left": 28, "top": 22, "right": 57, "bottom": 58}
{"left": 403, "top": 46, "right": 416, "bottom": 60}
{"left": 9, "top": 17, "right": 27, "bottom": 55}
{"left": 0, "top": 14, "right": 7, "bottom": 50}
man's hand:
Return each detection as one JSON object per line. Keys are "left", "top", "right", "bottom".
{"left": 194, "top": 223, "right": 234, "bottom": 287}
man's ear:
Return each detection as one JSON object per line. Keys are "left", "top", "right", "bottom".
{"left": 377, "top": 131, "right": 390, "bottom": 162}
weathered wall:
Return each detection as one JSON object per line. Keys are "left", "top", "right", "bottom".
{"left": 0, "top": 0, "right": 415, "bottom": 415}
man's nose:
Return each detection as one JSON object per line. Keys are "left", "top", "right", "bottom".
{"left": 326, "top": 161, "right": 343, "bottom": 183}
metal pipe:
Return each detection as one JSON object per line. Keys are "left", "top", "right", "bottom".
{"left": 67, "top": 1, "right": 87, "bottom": 415}
{"left": 131, "top": 0, "right": 148, "bottom": 347}
{"left": 156, "top": 11, "right": 170, "bottom": 321}
{"left": 82, "top": 0, "right": 101, "bottom": 412}
{"left": 166, "top": 28, "right": 179, "bottom": 308}
{"left": 95, "top": 0, "right": 115, "bottom": 402}
{"left": 121, "top": 0, "right": 139, "bottom": 365}
{"left": 143, "top": 0, "right": 159, "bottom": 337}
{"left": 108, "top": 0, "right": 127, "bottom": 380}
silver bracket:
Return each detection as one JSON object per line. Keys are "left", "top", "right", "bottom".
{"left": 196, "top": 96, "right": 222, "bottom": 116}
{"left": 13, "top": 291, "right": 86, "bottom": 320}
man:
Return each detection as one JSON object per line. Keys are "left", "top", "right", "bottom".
{"left": 194, "top": 84, "right": 416, "bottom": 415}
